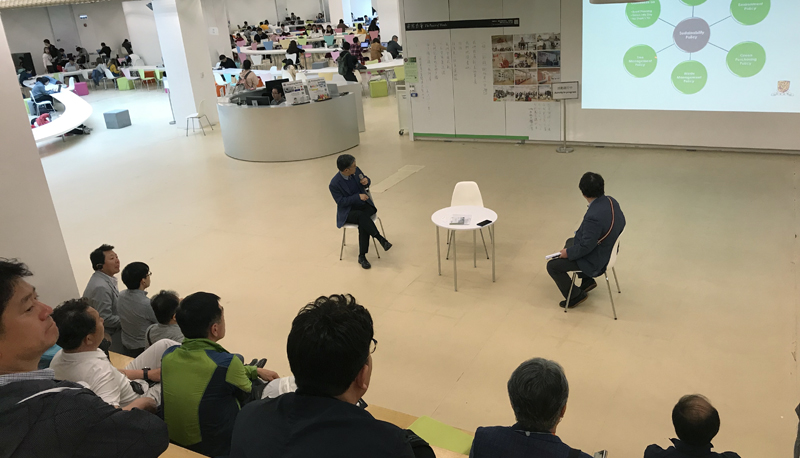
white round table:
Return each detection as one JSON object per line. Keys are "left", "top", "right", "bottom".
{"left": 431, "top": 205, "right": 497, "bottom": 291}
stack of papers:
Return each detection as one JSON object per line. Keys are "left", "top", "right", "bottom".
{"left": 449, "top": 215, "right": 471, "bottom": 225}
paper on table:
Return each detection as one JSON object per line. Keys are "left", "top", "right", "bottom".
{"left": 450, "top": 215, "right": 471, "bottom": 225}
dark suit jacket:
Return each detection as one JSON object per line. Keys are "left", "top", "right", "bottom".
{"left": 644, "top": 439, "right": 741, "bottom": 458}
{"left": 565, "top": 195, "right": 625, "bottom": 277}
{"left": 329, "top": 167, "right": 373, "bottom": 228}
{"left": 470, "top": 424, "right": 592, "bottom": 458}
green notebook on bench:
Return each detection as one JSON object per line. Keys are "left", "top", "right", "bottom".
{"left": 409, "top": 416, "right": 473, "bottom": 455}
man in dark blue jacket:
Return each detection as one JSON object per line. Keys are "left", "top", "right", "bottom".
{"left": 547, "top": 172, "right": 625, "bottom": 308}
{"left": 329, "top": 154, "right": 392, "bottom": 269}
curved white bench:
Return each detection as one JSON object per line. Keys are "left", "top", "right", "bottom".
{"left": 32, "top": 89, "right": 93, "bottom": 143}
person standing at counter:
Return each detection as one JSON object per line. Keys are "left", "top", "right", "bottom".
{"left": 42, "top": 51, "right": 55, "bottom": 73}
{"left": 237, "top": 61, "right": 259, "bottom": 91}
{"left": 270, "top": 88, "right": 285, "bottom": 105}
{"left": 337, "top": 42, "right": 359, "bottom": 82}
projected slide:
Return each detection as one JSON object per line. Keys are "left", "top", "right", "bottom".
{"left": 582, "top": 0, "right": 800, "bottom": 113}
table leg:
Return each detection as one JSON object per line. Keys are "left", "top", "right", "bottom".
{"left": 473, "top": 230, "right": 477, "bottom": 268}
{"left": 436, "top": 226, "right": 441, "bottom": 276}
{"left": 491, "top": 224, "right": 496, "bottom": 282}
{"left": 452, "top": 230, "right": 458, "bottom": 292}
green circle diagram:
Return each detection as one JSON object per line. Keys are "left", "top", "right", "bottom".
{"left": 626, "top": 0, "right": 661, "bottom": 28}
{"left": 730, "top": 0, "right": 770, "bottom": 25}
{"left": 623, "top": 45, "right": 658, "bottom": 77}
{"left": 681, "top": 0, "right": 707, "bottom": 6}
{"left": 672, "top": 61, "right": 708, "bottom": 94}
{"left": 726, "top": 41, "right": 766, "bottom": 77}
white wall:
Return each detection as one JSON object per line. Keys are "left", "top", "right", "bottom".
{"left": 1, "top": 8, "right": 54, "bottom": 74}
{"left": 350, "top": 0, "right": 371, "bottom": 19}
{"left": 72, "top": 0, "right": 131, "bottom": 59}
{"left": 375, "top": 0, "right": 400, "bottom": 41}
{"left": 286, "top": 0, "right": 324, "bottom": 21}
{"left": 0, "top": 19, "right": 79, "bottom": 307}
{"left": 201, "top": 0, "right": 231, "bottom": 64}
{"left": 48, "top": 5, "right": 82, "bottom": 53}
{"left": 122, "top": 1, "right": 162, "bottom": 66}
{"left": 226, "top": 0, "right": 278, "bottom": 29}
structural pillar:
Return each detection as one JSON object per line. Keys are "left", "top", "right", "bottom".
{"left": 375, "top": 0, "right": 400, "bottom": 42}
{"left": 152, "top": 0, "right": 219, "bottom": 128}
{"left": 0, "top": 20, "right": 78, "bottom": 306}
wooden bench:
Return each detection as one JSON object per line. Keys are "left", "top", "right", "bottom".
{"left": 109, "top": 352, "right": 469, "bottom": 458}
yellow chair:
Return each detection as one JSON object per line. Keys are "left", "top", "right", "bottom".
{"left": 321, "top": 72, "right": 334, "bottom": 81}
{"left": 279, "top": 39, "right": 292, "bottom": 49}
{"left": 365, "top": 59, "right": 379, "bottom": 65}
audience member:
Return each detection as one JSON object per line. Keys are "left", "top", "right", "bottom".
{"left": 329, "top": 154, "right": 392, "bottom": 269}
{"left": 387, "top": 35, "right": 403, "bottom": 58}
{"left": 17, "top": 67, "right": 33, "bottom": 87}
{"left": 64, "top": 57, "right": 79, "bottom": 73}
{"left": 336, "top": 19, "right": 347, "bottom": 32}
{"left": 0, "top": 259, "right": 169, "bottom": 457}
{"left": 369, "top": 37, "right": 387, "bottom": 61}
{"left": 91, "top": 62, "right": 109, "bottom": 85}
{"left": 286, "top": 40, "right": 305, "bottom": 67}
{"left": 76, "top": 46, "right": 90, "bottom": 65}
{"left": 117, "top": 262, "right": 157, "bottom": 357}
{"left": 230, "top": 294, "right": 432, "bottom": 458}
{"left": 83, "top": 244, "right": 121, "bottom": 344}
{"left": 547, "top": 172, "right": 626, "bottom": 308}
{"left": 161, "top": 292, "right": 280, "bottom": 457}
{"left": 50, "top": 297, "right": 177, "bottom": 412}
{"left": 122, "top": 39, "right": 133, "bottom": 55}
{"left": 645, "top": 395, "right": 741, "bottom": 458}
{"left": 351, "top": 36, "right": 363, "bottom": 61}
{"left": 471, "top": 358, "right": 592, "bottom": 458}
{"left": 145, "top": 290, "right": 184, "bottom": 347}
{"left": 325, "top": 25, "right": 335, "bottom": 35}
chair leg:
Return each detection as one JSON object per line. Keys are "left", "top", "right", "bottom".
{"left": 203, "top": 115, "right": 213, "bottom": 130}
{"left": 340, "top": 228, "right": 346, "bottom": 260}
{"left": 564, "top": 273, "right": 577, "bottom": 314}
{"left": 605, "top": 273, "right": 618, "bottom": 320}
{"left": 612, "top": 267, "right": 621, "bottom": 293}
{"left": 479, "top": 228, "right": 489, "bottom": 259}
{"left": 192, "top": 118, "right": 196, "bottom": 133}
{"left": 377, "top": 217, "right": 385, "bottom": 238}
{"left": 185, "top": 118, "right": 189, "bottom": 137}
{"left": 199, "top": 118, "right": 206, "bottom": 136}
{"left": 373, "top": 237, "right": 380, "bottom": 259}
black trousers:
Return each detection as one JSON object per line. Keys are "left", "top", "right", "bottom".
{"left": 345, "top": 203, "right": 381, "bottom": 255}
{"left": 546, "top": 238, "right": 592, "bottom": 299}
{"left": 344, "top": 72, "right": 358, "bottom": 82}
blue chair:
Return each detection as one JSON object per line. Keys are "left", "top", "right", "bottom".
{"left": 263, "top": 41, "right": 274, "bottom": 50}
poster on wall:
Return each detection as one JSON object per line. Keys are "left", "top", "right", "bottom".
{"left": 492, "top": 33, "right": 561, "bottom": 102}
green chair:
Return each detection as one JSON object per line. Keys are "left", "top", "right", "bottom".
{"left": 116, "top": 77, "right": 134, "bottom": 91}
{"left": 389, "top": 65, "right": 405, "bottom": 94}
{"left": 369, "top": 79, "right": 388, "bottom": 98}
{"left": 365, "top": 59, "right": 379, "bottom": 65}
{"left": 409, "top": 416, "right": 473, "bottom": 455}
{"left": 297, "top": 37, "right": 308, "bottom": 46}
{"left": 138, "top": 69, "right": 157, "bottom": 91}
{"left": 23, "top": 98, "right": 31, "bottom": 115}
{"left": 154, "top": 69, "right": 164, "bottom": 88}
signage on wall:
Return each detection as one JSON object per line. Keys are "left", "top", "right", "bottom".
{"left": 552, "top": 82, "right": 580, "bottom": 100}
{"left": 405, "top": 18, "right": 519, "bottom": 31}
{"left": 79, "top": 14, "right": 88, "bottom": 19}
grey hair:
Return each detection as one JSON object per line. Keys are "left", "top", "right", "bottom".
{"left": 507, "top": 358, "right": 569, "bottom": 432}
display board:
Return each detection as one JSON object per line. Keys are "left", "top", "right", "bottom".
{"left": 582, "top": 0, "right": 800, "bottom": 113}
{"left": 402, "top": 0, "right": 562, "bottom": 141}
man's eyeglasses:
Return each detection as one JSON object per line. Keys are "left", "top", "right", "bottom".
{"left": 369, "top": 338, "right": 378, "bottom": 354}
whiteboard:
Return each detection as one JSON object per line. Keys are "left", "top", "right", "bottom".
{"left": 407, "top": 30, "right": 456, "bottom": 136}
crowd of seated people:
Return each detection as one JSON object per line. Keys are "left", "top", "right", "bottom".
{"left": 0, "top": 253, "right": 749, "bottom": 458}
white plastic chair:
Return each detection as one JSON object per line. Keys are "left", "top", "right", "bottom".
{"left": 446, "top": 181, "right": 490, "bottom": 260}
{"left": 186, "top": 99, "right": 213, "bottom": 137}
{"left": 122, "top": 68, "right": 140, "bottom": 89}
{"left": 67, "top": 77, "right": 76, "bottom": 91}
{"left": 102, "top": 68, "right": 118, "bottom": 89}
{"left": 564, "top": 231, "right": 623, "bottom": 319}
{"left": 340, "top": 214, "right": 386, "bottom": 260}
{"left": 213, "top": 73, "right": 227, "bottom": 86}
{"left": 251, "top": 54, "right": 264, "bottom": 69}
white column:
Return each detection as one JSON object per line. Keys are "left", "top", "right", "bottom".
{"left": 122, "top": 1, "right": 163, "bottom": 66}
{"left": 327, "top": 0, "right": 352, "bottom": 25}
{"left": 152, "top": 0, "right": 219, "bottom": 128}
{"left": 201, "top": 0, "right": 231, "bottom": 65}
{"left": 0, "top": 20, "right": 78, "bottom": 306}
{"left": 375, "top": 0, "right": 400, "bottom": 41}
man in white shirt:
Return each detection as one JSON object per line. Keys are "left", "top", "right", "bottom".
{"left": 50, "top": 298, "right": 178, "bottom": 411}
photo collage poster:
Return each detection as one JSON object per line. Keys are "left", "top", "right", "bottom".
{"left": 492, "top": 33, "right": 561, "bottom": 102}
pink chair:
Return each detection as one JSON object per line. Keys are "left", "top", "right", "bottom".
{"left": 344, "top": 35, "right": 356, "bottom": 46}
{"left": 331, "top": 51, "right": 341, "bottom": 61}
{"left": 369, "top": 31, "right": 379, "bottom": 40}
{"left": 74, "top": 81, "right": 89, "bottom": 96}
{"left": 250, "top": 42, "right": 258, "bottom": 50}
{"left": 302, "top": 45, "right": 313, "bottom": 49}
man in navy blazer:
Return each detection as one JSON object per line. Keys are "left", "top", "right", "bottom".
{"left": 547, "top": 172, "right": 625, "bottom": 308}
{"left": 329, "top": 154, "right": 392, "bottom": 269}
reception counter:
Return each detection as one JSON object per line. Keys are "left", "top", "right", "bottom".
{"left": 218, "top": 92, "right": 360, "bottom": 162}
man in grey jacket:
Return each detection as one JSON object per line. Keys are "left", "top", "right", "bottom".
{"left": 82, "top": 244, "right": 121, "bottom": 344}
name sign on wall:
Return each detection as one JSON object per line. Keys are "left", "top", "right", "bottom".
{"left": 552, "top": 81, "right": 579, "bottom": 100}
{"left": 406, "top": 18, "right": 519, "bottom": 31}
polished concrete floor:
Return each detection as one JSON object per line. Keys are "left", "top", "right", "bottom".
{"left": 39, "top": 87, "right": 798, "bottom": 456}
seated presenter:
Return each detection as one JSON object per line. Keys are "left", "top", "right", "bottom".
{"left": 329, "top": 154, "right": 392, "bottom": 269}
{"left": 546, "top": 172, "right": 625, "bottom": 308}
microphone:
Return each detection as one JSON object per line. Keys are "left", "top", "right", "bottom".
{"left": 359, "top": 173, "right": 369, "bottom": 192}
